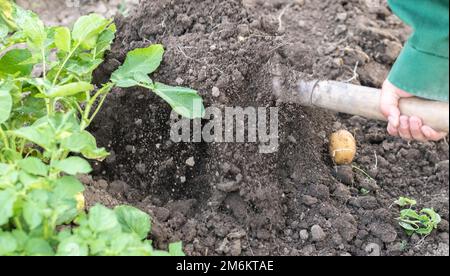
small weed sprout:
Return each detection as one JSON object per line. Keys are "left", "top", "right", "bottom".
{"left": 395, "top": 197, "right": 441, "bottom": 236}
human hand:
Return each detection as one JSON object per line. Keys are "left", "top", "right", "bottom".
{"left": 380, "top": 80, "right": 447, "bottom": 141}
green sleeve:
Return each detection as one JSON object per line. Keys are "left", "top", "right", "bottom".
{"left": 387, "top": 0, "right": 449, "bottom": 102}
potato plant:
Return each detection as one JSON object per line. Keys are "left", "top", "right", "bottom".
{"left": 0, "top": 2, "right": 202, "bottom": 256}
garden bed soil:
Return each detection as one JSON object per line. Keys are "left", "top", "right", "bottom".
{"left": 23, "top": 0, "right": 450, "bottom": 256}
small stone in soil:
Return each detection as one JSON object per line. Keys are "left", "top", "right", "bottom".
{"left": 365, "top": 243, "right": 381, "bottom": 256}
{"left": 302, "top": 195, "right": 318, "bottom": 206}
{"left": 311, "top": 225, "right": 326, "bottom": 242}
{"left": 212, "top": 86, "right": 221, "bottom": 97}
{"left": 299, "top": 230, "right": 309, "bottom": 241}
{"left": 186, "top": 157, "right": 196, "bottom": 167}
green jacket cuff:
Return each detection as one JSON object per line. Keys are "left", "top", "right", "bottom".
{"left": 388, "top": 42, "right": 449, "bottom": 103}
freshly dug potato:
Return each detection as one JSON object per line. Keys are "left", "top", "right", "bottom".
{"left": 329, "top": 130, "right": 357, "bottom": 165}
{"left": 75, "top": 192, "right": 85, "bottom": 212}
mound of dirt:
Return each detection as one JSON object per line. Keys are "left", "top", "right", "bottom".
{"left": 88, "top": 0, "right": 449, "bottom": 256}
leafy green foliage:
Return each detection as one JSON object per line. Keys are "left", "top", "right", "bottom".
{"left": 0, "top": 2, "right": 190, "bottom": 256}
{"left": 394, "top": 197, "right": 417, "bottom": 208}
{"left": 111, "top": 45, "right": 204, "bottom": 118}
{"left": 395, "top": 197, "right": 441, "bottom": 236}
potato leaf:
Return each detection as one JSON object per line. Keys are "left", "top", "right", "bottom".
{"left": 13, "top": 6, "right": 46, "bottom": 48}
{"left": 0, "top": 189, "right": 17, "bottom": 226}
{"left": 18, "top": 157, "right": 48, "bottom": 176}
{"left": 10, "top": 123, "right": 55, "bottom": 151}
{"left": 111, "top": 44, "right": 164, "bottom": 85}
{"left": 57, "top": 237, "right": 88, "bottom": 256}
{"left": 0, "top": 48, "right": 33, "bottom": 77}
{"left": 0, "top": 84, "right": 12, "bottom": 123}
{"left": 54, "top": 26, "right": 71, "bottom": 52}
{"left": 88, "top": 205, "right": 119, "bottom": 233}
{"left": 151, "top": 82, "right": 205, "bottom": 119}
{"left": 94, "top": 23, "right": 116, "bottom": 58}
{"left": 53, "top": 157, "right": 92, "bottom": 175}
{"left": 0, "top": 20, "right": 9, "bottom": 39}
{"left": 114, "top": 205, "right": 151, "bottom": 240}
{"left": 24, "top": 238, "right": 54, "bottom": 256}
{"left": 168, "top": 241, "right": 185, "bottom": 256}
{"left": 72, "top": 14, "right": 110, "bottom": 50}
{"left": 0, "top": 231, "right": 17, "bottom": 255}
{"left": 0, "top": 0, "right": 16, "bottom": 30}
{"left": 53, "top": 176, "right": 84, "bottom": 199}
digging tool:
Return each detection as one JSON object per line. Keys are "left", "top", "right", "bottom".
{"left": 282, "top": 80, "right": 449, "bottom": 133}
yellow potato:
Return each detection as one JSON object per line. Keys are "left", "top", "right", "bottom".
{"left": 329, "top": 130, "right": 356, "bottom": 165}
{"left": 75, "top": 192, "right": 85, "bottom": 212}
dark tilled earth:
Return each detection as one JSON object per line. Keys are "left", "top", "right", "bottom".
{"left": 24, "top": 0, "right": 449, "bottom": 256}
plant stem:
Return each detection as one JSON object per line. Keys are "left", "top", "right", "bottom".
{"left": 352, "top": 165, "right": 376, "bottom": 182}
{"left": 14, "top": 217, "right": 23, "bottom": 231}
{"left": 81, "top": 83, "right": 113, "bottom": 130}
{"left": 0, "top": 126, "right": 9, "bottom": 149}
{"left": 41, "top": 47, "right": 46, "bottom": 80}
{"left": 87, "top": 90, "right": 108, "bottom": 126}
{"left": 52, "top": 42, "right": 80, "bottom": 85}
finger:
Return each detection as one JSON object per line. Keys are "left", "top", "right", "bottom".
{"left": 398, "top": 116, "right": 412, "bottom": 140}
{"left": 421, "top": 125, "right": 448, "bottom": 141}
{"left": 380, "top": 81, "right": 401, "bottom": 128}
{"left": 409, "top": 117, "right": 427, "bottom": 142}
{"left": 387, "top": 122, "right": 399, "bottom": 136}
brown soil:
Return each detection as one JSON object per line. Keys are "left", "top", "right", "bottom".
{"left": 23, "top": 0, "right": 450, "bottom": 256}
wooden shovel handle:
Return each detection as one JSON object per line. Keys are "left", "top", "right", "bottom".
{"left": 293, "top": 81, "right": 449, "bottom": 133}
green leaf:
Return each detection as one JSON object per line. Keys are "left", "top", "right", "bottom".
{"left": 0, "top": 21, "right": 8, "bottom": 39}
{"left": 88, "top": 204, "right": 119, "bottom": 233}
{"left": 23, "top": 201, "right": 43, "bottom": 230}
{"left": 57, "top": 237, "right": 88, "bottom": 256}
{"left": 10, "top": 123, "right": 54, "bottom": 151}
{"left": 53, "top": 176, "right": 84, "bottom": 198}
{"left": 395, "top": 197, "right": 417, "bottom": 207}
{"left": 111, "top": 44, "right": 164, "bottom": 85}
{"left": 54, "top": 26, "right": 71, "bottom": 52}
{"left": 18, "top": 157, "right": 48, "bottom": 176}
{"left": 94, "top": 23, "right": 116, "bottom": 58}
{"left": 421, "top": 208, "right": 441, "bottom": 225}
{"left": 151, "top": 250, "right": 171, "bottom": 256}
{"left": 151, "top": 82, "right": 205, "bottom": 119}
{"left": 61, "top": 131, "right": 109, "bottom": 161}
{"left": 168, "top": 241, "right": 185, "bottom": 256}
{"left": 11, "top": 230, "right": 28, "bottom": 252}
{"left": 400, "top": 209, "right": 421, "bottom": 220}
{"left": 399, "top": 221, "right": 418, "bottom": 232}
{"left": 0, "top": 84, "right": 12, "bottom": 123}
{"left": 0, "top": 232, "right": 17, "bottom": 255}
{"left": 114, "top": 205, "right": 151, "bottom": 240}
{"left": 72, "top": 14, "right": 110, "bottom": 50}
{"left": 114, "top": 78, "right": 139, "bottom": 88}
{"left": 24, "top": 238, "right": 54, "bottom": 256}
{"left": 0, "top": 48, "right": 33, "bottom": 77}
{"left": 0, "top": 189, "right": 16, "bottom": 225}
{"left": 53, "top": 156, "right": 92, "bottom": 175}
{"left": 46, "top": 82, "right": 94, "bottom": 98}
{"left": 14, "top": 7, "right": 46, "bottom": 48}
{"left": 66, "top": 58, "right": 103, "bottom": 76}
{"left": 61, "top": 131, "right": 94, "bottom": 152}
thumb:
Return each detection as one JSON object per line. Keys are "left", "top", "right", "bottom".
{"left": 381, "top": 80, "right": 401, "bottom": 128}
